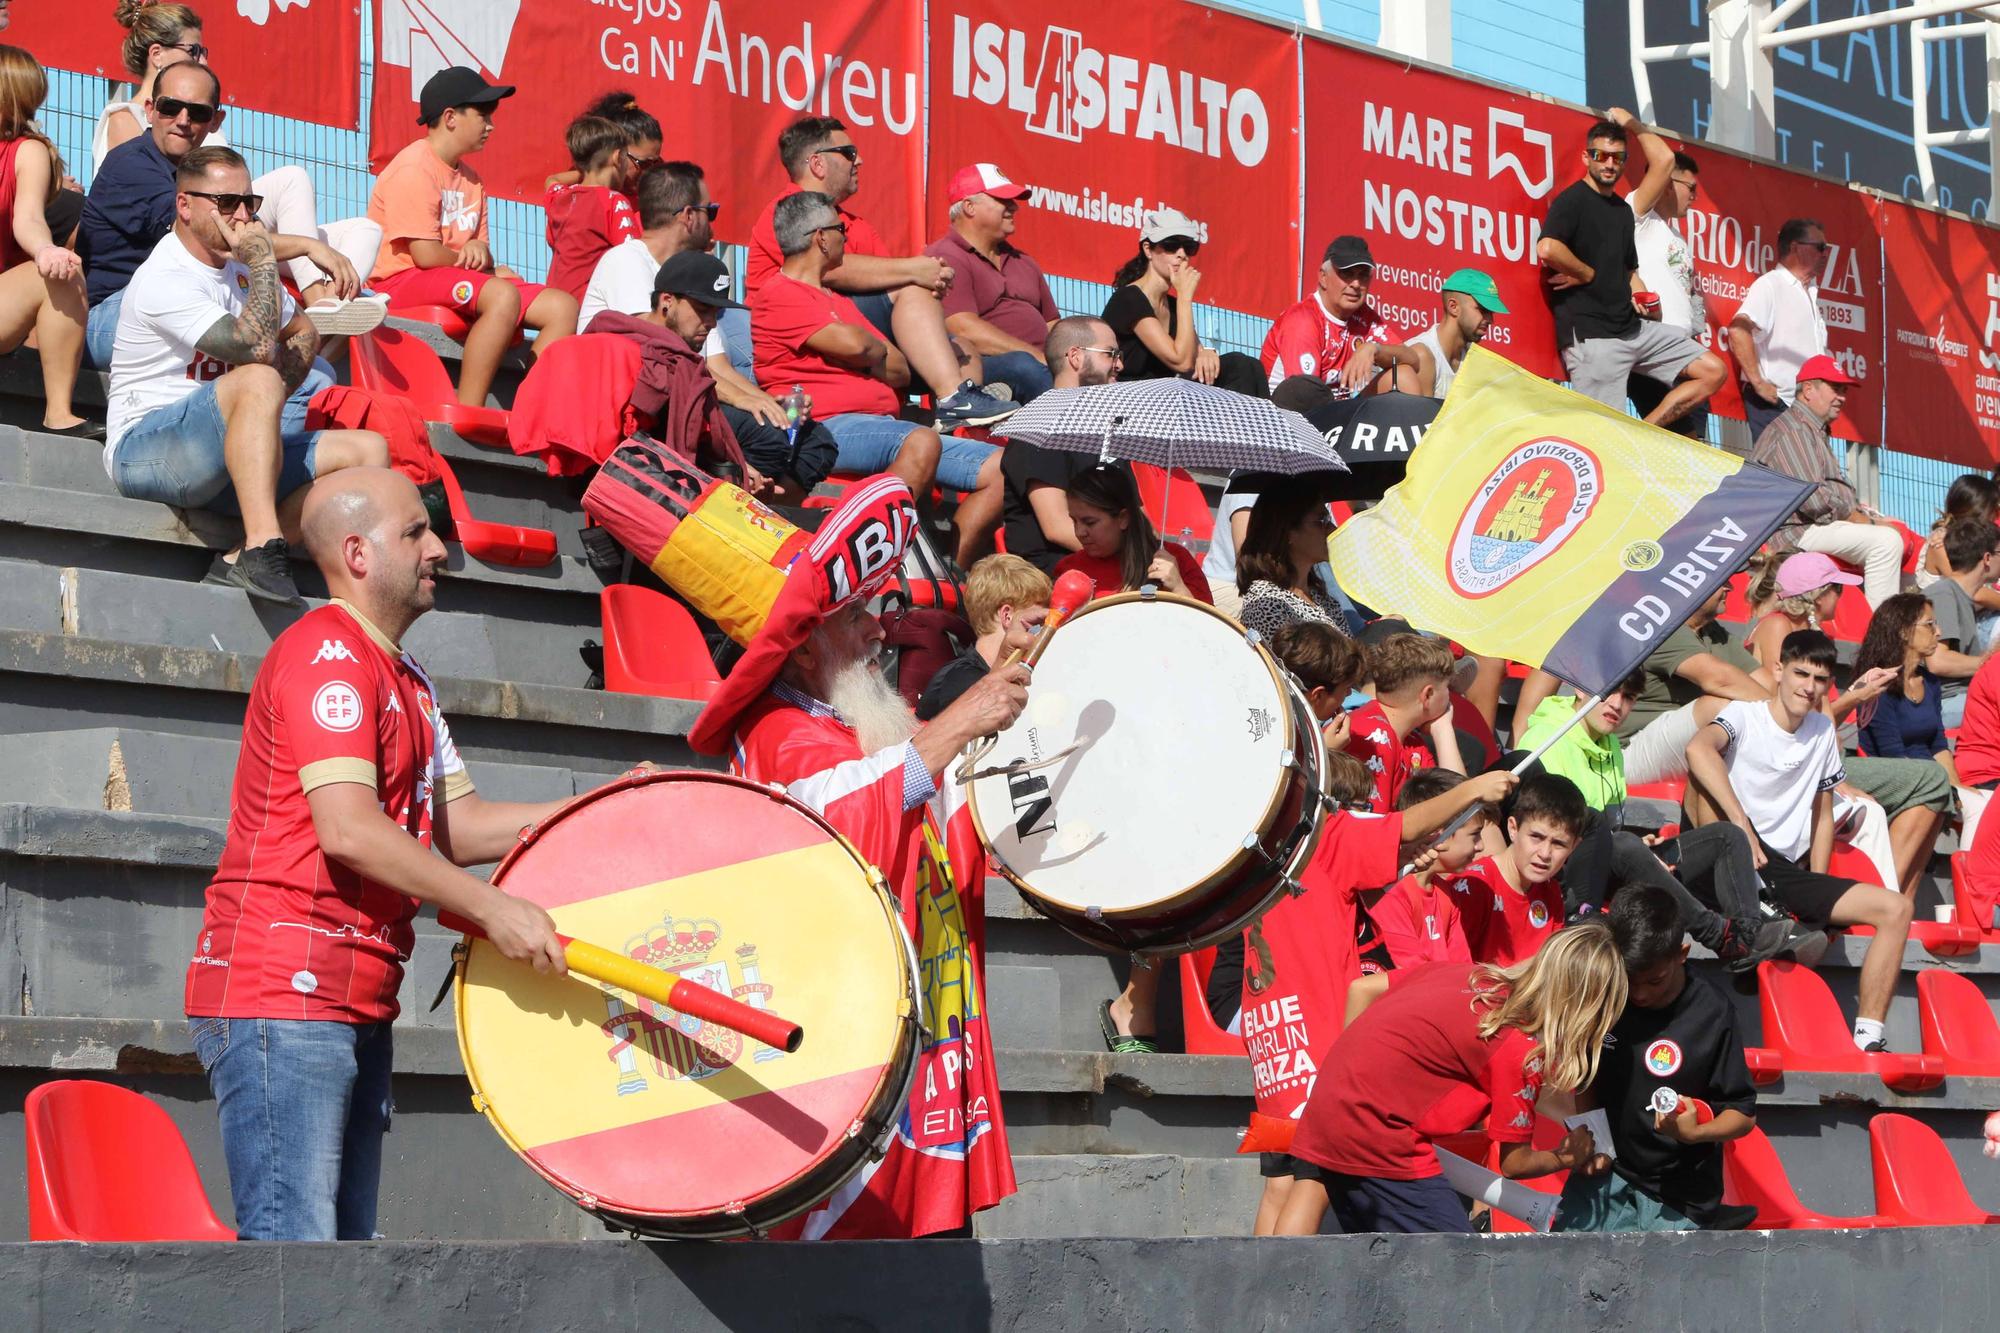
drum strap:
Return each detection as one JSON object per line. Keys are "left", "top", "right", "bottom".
{"left": 952, "top": 735, "right": 1091, "bottom": 786}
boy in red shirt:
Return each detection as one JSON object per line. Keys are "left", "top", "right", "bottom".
{"left": 1449, "top": 772, "right": 1588, "bottom": 966}
{"left": 543, "top": 114, "right": 643, "bottom": 300}
{"left": 1373, "top": 768, "right": 1487, "bottom": 969}
{"left": 1345, "top": 632, "right": 1457, "bottom": 812}
{"left": 1274, "top": 922, "right": 1624, "bottom": 1234}
{"left": 367, "top": 68, "right": 578, "bottom": 409}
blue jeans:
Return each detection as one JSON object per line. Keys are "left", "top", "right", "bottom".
{"left": 190, "top": 1016, "right": 395, "bottom": 1240}
{"left": 980, "top": 349, "right": 1053, "bottom": 403}
{"left": 717, "top": 305, "right": 754, "bottom": 380}
{"left": 84, "top": 290, "right": 124, "bottom": 369}
{"left": 823, "top": 412, "right": 996, "bottom": 491}
{"left": 109, "top": 364, "right": 333, "bottom": 515}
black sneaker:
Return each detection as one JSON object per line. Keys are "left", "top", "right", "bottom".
{"left": 1781, "top": 924, "right": 1830, "bottom": 968}
{"left": 205, "top": 538, "right": 301, "bottom": 606}
{"left": 1861, "top": 1038, "right": 1890, "bottom": 1054}
{"left": 1719, "top": 917, "right": 1794, "bottom": 973}
{"left": 932, "top": 380, "right": 1019, "bottom": 429}
{"left": 1710, "top": 1202, "right": 1760, "bottom": 1231}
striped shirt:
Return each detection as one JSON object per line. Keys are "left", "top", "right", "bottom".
{"left": 1747, "top": 399, "right": 1854, "bottom": 550}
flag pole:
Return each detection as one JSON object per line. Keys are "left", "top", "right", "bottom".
{"left": 1429, "top": 690, "right": 1605, "bottom": 844}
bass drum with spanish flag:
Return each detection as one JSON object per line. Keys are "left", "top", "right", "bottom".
{"left": 453, "top": 770, "right": 920, "bottom": 1239}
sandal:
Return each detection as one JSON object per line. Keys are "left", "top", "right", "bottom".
{"left": 1098, "top": 998, "right": 1159, "bottom": 1056}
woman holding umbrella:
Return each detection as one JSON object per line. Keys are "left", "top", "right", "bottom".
{"left": 1100, "top": 207, "right": 1268, "bottom": 397}
{"left": 1057, "top": 464, "right": 1212, "bottom": 607}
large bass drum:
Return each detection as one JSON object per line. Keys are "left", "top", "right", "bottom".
{"left": 454, "top": 770, "right": 918, "bottom": 1238}
{"left": 966, "top": 592, "right": 1329, "bottom": 954}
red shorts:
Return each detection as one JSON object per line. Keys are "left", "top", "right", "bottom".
{"left": 373, "top": 266, "right": 547, "bottom": 322}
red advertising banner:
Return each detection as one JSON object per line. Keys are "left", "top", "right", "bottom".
{"left": 1682, "top": 148, "right": 1882, "bottom": 443}
{"left": 370, "top": 0, "right": 925, "bottom": 256}
{"left": 1874, "top": 197, "right": 2000, "bottom": 468}
{"left": 926, "top": 5, "right": 1302, "bottom": 316}
{"left": 14, "top": 0, "right": 360, "bottom": 131}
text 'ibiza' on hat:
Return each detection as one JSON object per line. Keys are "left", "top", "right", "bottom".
{"left": 1441, "top": 268, "right": 1508, "bottom": 315}
{"left": 1323, "top": 235, "right": 1375, "bottom": 272}
{"left": 418, "top": 67, "right": 516, "bottom": 124}
{"left": 655, "top": 252, "right": 746, "bottom": 309}
{"left": 948, "top": 163, "right": 1028, "bottom": 204}
{"left": 1796, "top": 353, "right": 1859, "bottom": 387}
{"left": 1140, "top": 206, "right": 1201, "bottom": 244}
{"left": 1775, "top": 551, "right": 1864, "bottom": 598}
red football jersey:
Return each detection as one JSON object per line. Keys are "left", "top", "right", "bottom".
{"left": 1446, "top": 855, "right": 1565, "bottom": 967}
{"left": 185, "top": 601, "right": 472, "bottom": 1023}
{"left": 1372, "top": 873, "right": 1473, "bottom": 970}
{"left": 1343, "top": 699, "right": 1436, "bottom": 814}
{"left": 747, "top": 194, "right": 887, "bottom": 291}
{"left": 1290, "top": 962, "right": 1543, "bottom": 1180}
{"left": 1258, "top": 292, "right": 1398, "bottom": 392}
{"left": 543, "top": 183, "right": 642, "bottom": 300}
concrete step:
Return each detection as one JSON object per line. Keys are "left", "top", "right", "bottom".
{"left": 34, "top": 560, "right": 593, "bottom": 690}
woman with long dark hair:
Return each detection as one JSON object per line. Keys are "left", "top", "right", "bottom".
{"left": 1236, "top": 487, "right": 1348, "bottom": 637}
{"left": 1056, "top": 464, "right": 1211, "bottom": 604}
{"left": 1099, "top": 206, "right": 1267, "bottom": 395}
{"left": 1854, "top": 593, "right": 1955, "bottom": 778}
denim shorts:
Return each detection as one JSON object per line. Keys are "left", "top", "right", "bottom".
{"left": 822, "top": 413, "right": 996, "bottom": 492}
{"left": 84, "top": 289, "right": 124, "bottom": 370}
{"left": 110, "top": 373, "right": 326, "bottom": 515}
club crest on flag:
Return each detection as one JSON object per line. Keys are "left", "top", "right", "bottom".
{"left": 1449, "top": 438, "right": 1601, "bottom": 597}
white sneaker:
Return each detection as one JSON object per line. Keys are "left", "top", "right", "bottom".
{"left": 306, "top": 293, "right": 390, "bottom": 337}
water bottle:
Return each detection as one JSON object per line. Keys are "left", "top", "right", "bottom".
{"left": 779, "top": 384, "right": 810, "bottom": 472}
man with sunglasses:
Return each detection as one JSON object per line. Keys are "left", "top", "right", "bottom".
{"left": 1729, "top": 217, "right": 1833, "bottom": 437}
{"left": 1537, "top": 108, "right": 1724, "bottom": 429}
{"left": 104, "top": 146, "right": 387, "bottom": 604}
{"left": 368, "top": 67, "right": 579, "bottom": 411}
{"left": 79, "top": 61, "right": 353, "bottom": 369}
{"left": 998, "top": 316, "right": 1128, "bottom": 572}
{"left": 747, "top": 116, "right": 1016, "bottom": 431}
{"left": 925, "top": 163, "right": 1059, "bottom": 404}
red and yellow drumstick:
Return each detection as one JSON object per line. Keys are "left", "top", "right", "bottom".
{"left": 1004, "top": 568, "right": 1094, "bottom": 670}
{"left": 440, "top": 910, "right": 805, "bottom": 1053}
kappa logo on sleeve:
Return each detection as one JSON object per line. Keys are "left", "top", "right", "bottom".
{"left": 310, "top": 639, "right": 356, "bottom": 665}
{"left": 312, "top": 681, "right": 365, "bottom": 733}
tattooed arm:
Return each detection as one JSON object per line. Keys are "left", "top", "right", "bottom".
{"left": 274, "top": 311, "right": 320, "bottom": 393}
{"left": 193, "top": 218, "right": 285, "bottom": 366}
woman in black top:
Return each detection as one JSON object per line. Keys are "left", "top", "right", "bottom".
{"left": 1099, "top": 207, "right": 1268, "bottom": 397}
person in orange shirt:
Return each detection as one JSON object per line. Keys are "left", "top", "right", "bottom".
{"left": 367, "top": 67, "right": 577, "bottom": 408}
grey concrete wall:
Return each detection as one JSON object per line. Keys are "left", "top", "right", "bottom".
{"left": 6, "top": 1229, "right": 1999, "bottom": 1331}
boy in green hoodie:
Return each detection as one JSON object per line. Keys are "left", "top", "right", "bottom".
{"left": 1516, "top": 670, "right": 1814, "bottom": 972}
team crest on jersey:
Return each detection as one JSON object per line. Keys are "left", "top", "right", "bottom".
{"left": 1448, "top": 438, "right": 1601, "bottom": 598}
{"left": 452, "top": 278, "right": 476, "bottom": 306}
{"left": 1645, "top": 1038, "right": 1684, "bottom": 1076}
{"left": 311, "top": 639, "right": 356, "bottom": 665}
{"left": 1527, "top": 899, "right": 1550, "bottom": 930}
{"left": 312, "top": 680, "right": 364, "bottom": 732}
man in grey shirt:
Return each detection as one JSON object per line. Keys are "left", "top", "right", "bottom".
{"left": 1925, "top": 517, "right": 1997, "bottom": 727}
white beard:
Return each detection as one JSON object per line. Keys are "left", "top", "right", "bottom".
{"left": 825, "top": 658, "right": 919, "bottom": 752}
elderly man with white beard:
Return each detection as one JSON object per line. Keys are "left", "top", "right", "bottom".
{"left": 684, "top": 473, "right": 1030, "bottom": 1239}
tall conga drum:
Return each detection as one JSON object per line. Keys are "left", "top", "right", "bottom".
{"left": 454, "top": 771, "right": 919, "bottom": 1238}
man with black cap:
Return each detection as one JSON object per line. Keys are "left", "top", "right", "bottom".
{"left": 367, "top": 67, "right": 578, "bottom": 411}
{"left": 1261, "top": 234, "right": 1422, "bottom": 403}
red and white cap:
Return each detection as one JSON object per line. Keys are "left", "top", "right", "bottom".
{"left": 948, "top": 163, "right": 1029, "bottom": 204}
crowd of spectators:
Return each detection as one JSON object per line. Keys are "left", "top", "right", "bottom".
{"left": 14, "top": 33, "right": 2000, "bottom": 1241}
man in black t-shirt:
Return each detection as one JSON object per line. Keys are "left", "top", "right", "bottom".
{"left": 1537, "top": 108, "right": 1724, "bottom": 429}
{"left": 1000, "top": 316, "right": 1123, "bottom": 571}
{"left": 1558, "top": 885, "right": 1759, "bottom": 1232}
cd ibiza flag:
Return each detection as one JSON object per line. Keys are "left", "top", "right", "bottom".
{"left": 1328, "top": 347, "right": 1811, "bottom": 696}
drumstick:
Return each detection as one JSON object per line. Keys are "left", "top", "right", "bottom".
{"left": 1001, "top": 568, "right": 1094, "bottom": 671}
{"left": 440, "top": 910, "right": 805, "bottom": 1054}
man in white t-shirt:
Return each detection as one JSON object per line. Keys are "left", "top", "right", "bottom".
{"left": 1728, "top": 217, "right": 1830, "bottom": 437}
{"left": 1685, "top": 628, "right": 1914, "bottom": 1052}
{"left": 1628, "top": 145, "right": 1709, "bottom": 438}
{"left": 579, "top": 161, "right": 834, "bottom": 497}
{"left": 1408, "top": 268, "right": 1507, "bottom": 400}
{"left": 105, "top": 147, "right": 386, "bottom": 605}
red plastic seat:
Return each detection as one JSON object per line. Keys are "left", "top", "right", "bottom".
{"left": 384, "top": 302, "right": 526, "bottom": 349}
{"left": 1838, "top": 918, "right": 1982, "bottom": 959}
{"left": 1868, "top": 1112, "right": 2000, "bottom": 1225}
{"left": 433, "top": 452, "right": 557, "bottom": 567}
{"left": 352, "top": 326, "right": 512, "bottom": 448}
{"left": 25, "top": 1079, "right": 235, "bottom": 1242}
{"left": 1130, "top": 462, "right": 1214, "bottom": 552}
{"left": 1718, "top": 570, "right": 1754, "bottom": 625}
{"left": 600, "top": 585, "right": 722, "bottom": 702}
{"left": 1625, "top": 776, "right": 1688, "bottom": 808}
{"left": 1721, "top": 1124, "right": 1887, "bottom": 1229}
{"left": 1823, "top": 562, "right": 1872, "bottom": 644}
{"left": 1179, "top": 947, "right": 1241, "bottom": 1056}
{"left": 1916, "top": 968, "right": 2000, "bottom": 1078}
{"left": 1951, "top": 851, "right": 2000, "bottom": 938}
{"left": 1744, "top": 961, "right": 1945, "bottom": 1092}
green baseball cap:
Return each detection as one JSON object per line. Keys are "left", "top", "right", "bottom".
{"left": 1441, "top": 268, "right": 1507, "bottom": 315}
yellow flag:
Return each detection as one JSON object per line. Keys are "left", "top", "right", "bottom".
{"left": 1328, "top": 347, "right": 1810, "bottom": 694}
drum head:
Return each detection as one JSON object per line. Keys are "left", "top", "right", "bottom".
{"left": 969, "top": 595, "right": 1294, "bottom": 918}
{"left": 457, "top": 772, "right": 913, "bottom": 1235}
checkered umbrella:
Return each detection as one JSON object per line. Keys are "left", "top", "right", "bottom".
{"left": 991, "top": 379, "right": 1349, "bottom": 476}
